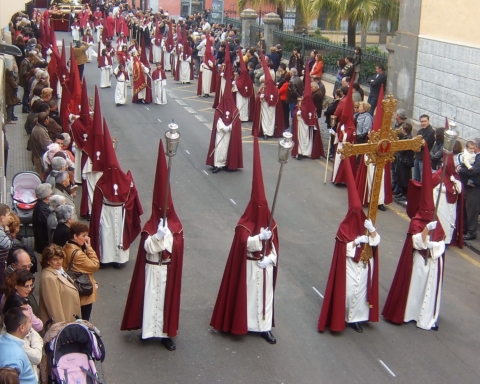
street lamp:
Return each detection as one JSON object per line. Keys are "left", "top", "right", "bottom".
{"left": 342, "top": 35, "right": 346, "bottom": 57}
{"left": 302, "top": 28, "right": 306, "bottom": 60}
{"left": 162, "top": 121, "right": 181, "bottom": 225}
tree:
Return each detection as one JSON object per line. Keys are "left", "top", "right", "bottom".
{"left": 309, "top": 0, "right": 399, "bottom": 47}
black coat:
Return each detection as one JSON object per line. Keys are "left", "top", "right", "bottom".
{"left": 415, "top": 125, "right": 435, "bottom": 160}
{"left": 32, "top": 199, "right": 51, "bottom": 253}
{"left": 394, "top": 134, "right": 414, "bottom": 188}
{"left": 52, "top": 223, "right": 71, "bottom": 247}
{"left": 369, "top": 72, "right": 387, "bottom": 97}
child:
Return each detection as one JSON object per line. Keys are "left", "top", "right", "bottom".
{"left": 114, "top": 64, "right": 129, "bottom": 106}
{"left": 152, "top": 62, "right": 167, "bottom": 105}
{"left": 71, "top": 17, "right": 80, "bottom": 43}
{"left": 82, "top": 28, "right": 95, "bottom": 62}
{"left": 98, "top": 48, "right": 113, "bottom": 88}
{"left": 458, "top": 140, "right": 476, "bottom": 186}
{"left": 0, "top": 203, "right": 13, "bottom": 303}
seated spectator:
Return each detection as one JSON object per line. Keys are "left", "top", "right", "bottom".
{"left": 52, "top": 205, "right": 75, "bottom": 247}
{"left": 1, "top": 296, "right": 42, "bottom": 382}
{"left": 430, "top": 127, "right": 445, "bottom": 170}
{"left": 1, "top": 270, "right": 42, "bottom": 332}
{"left": 53, "top": 171, "right": 76, "bottom": 208}
{"left": 0, "top": 307, "right": 37, "bottom": 384}
{"left": 38, "top": 245, "right": 81, "bottom": 324}
{"left": 32, "top": 183, "right": 52, "bottom": 254}
{"left": 47, "top": 195, "right": 66, "bottom": 242}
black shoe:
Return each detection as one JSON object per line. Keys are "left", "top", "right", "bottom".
{"left": 464, "top": 233, "right": 477, "bottom": 240}
{"left": 161, "top": 338, "right": 176, "bottom": 351}
{"left": 223, "top": 166, "right": 234, "bottom": 172}
{"left": 378, "top": 204, "right": 386, "bottom": 211}
{"left": 396, "top": 195, "right": 406, "bottom": 202}
{"left": 260, "top": 331, "right": 276, "bottom": 344}
{"left": 263, "top": 135, "right": 268, "bottom": 140}
{"left": 349, "top": 322, "right": 363, "bottom": 333}
{"left": 297, "top": 154, "right": 303, "bottom": 160}
{"left": 12, "top": 116, "right": 18, "bottom": 121}
{"left": 431, "top": 325, "right": 439, "bottom": 331}
{"left": 113, "top": 262, "right": 121, "bottom": 269}
{"left": 328, "top": 154, "right": 334, "bottom": 159}
{"left": 22, "top": 109, "right": 30, "bottom": 114}
{"left": 141, "top": 99, "right": 146, "bottom": 104}
{"left": 212, "top": 166, "right": 221, "bottom": 174}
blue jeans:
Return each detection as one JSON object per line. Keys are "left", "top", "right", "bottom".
{"left": 367, "top": 95, "right": 378, "bottom": 116}
{"left": 413, "top": 159, "right": 423, "bottom": 182}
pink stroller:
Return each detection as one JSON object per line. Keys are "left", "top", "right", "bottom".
{"left": 10, "top": 171, "right": 42, "bottom": 239}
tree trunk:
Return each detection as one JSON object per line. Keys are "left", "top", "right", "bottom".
{"left": 293, "top": 6, "right": 306, "bottom": 34}
{"left": 276, "top": 6, "right": 284, "bottom": 31}
{"left": 347, "top": 19, "right": 356, "bottom": 47}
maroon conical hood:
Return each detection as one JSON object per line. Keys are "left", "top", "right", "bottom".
{"left": 154, "top": 19, "right": 163, "bottom": 45}
{"left": 259, "top": 51, "right": 278, "bottom": 107}
{"left": 371, "top": 85, "right": 385, "bottom": 132}
{"left": 414, "top": 144, "right": 435, "bottom": 221}
{"left": 102, "top": 118, "right": 120, "bottom": 169}
{"left": 143, "top": 140, "right": 182, "bottom": 235}
{"left": 83, "top": 86, "right": 104, "bottom": 171}
{"left": 336, "top": 155, "right": 366, "bottom": 242}
{"left": 140, "top": 38, "right": 149, "bottom": 67}
{"left": 235, "top": 47, "right": 253, "bottom": 97}
{"left": 340, "top": 75, "right": 356, "bottom": 129}
{"left": 204, "top": 34, "right": 215, "bottom": 65}
{"left": 182, "top": 24, "right": 191, "bottom": 57}
{"left": 217, "top": 49, "right": 238, "bottom": 120}
{"left": 165, "top": 20, "right": 175, "bottom": 52}
{"left": 70, "top": 80, "right": 92, "bottom": 150}
{"left": 80, "top": 78, "right": 92, "bottom": 125}
{"left": 299, "top": 62, "right": 317, "bottom": 125}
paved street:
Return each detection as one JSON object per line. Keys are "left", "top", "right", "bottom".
{"left": 6, "top": 31, "right": 480, "bottom": 383}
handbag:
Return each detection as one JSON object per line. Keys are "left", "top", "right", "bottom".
{"left": 66, "top": 250, "right": 94, "bottom": 296}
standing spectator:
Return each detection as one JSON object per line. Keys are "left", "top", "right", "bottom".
{"left": 73, "top": 40, "right": 89, "bottom": 80}
{"left": 0, "top": 307, "right": 37, "bottom": 384}
{"left": 0, "top": 203, "right": 13, "bottom": 304}
{"left": 311, "top": 81, "right": 325, "bottom": 120}
{"left": 352, "top": 82, "right": 364, "bottom": 103}
{"left": 352, "top": 47, "right": 362, "bottom": 82}
{"left": 63, "top": 222, "right": 100, "bottom": 321}
{"left": 333, "top": 58, "right": 346, "bottom": 96}
{"left": 267, "top": 46, "right": 281, "bottom": 73}
{"left": 367, "top": 64, "right": 387, "bottom": 115}
{"left": 19, "top": 52, "right": 35, "bottom": 113}
{"left": 5, "top": 69, "right": 20, "bottom": 124}
{"left": 29, "top": 112, "right": 52, "bottom": 175}
{"left": 47, "top": 195, "right": 66, "bottom": 242}
{"left": 310, "top": 53, "right": 324, "bottom": 80}
{"left": 393, "top": 123, "right": 415, "bottom": 201}
{"left": 355, "top": 101, "right": 373, "bottom": 144}
{"left": 457, "top": 138, "right": 480, "bottom": 240}
{"left": 279, "top": 72, "right": 291, "bottom": 130}
{"left": 413, "top": 114, "right": 435, "bottom": 182}
{"left": 430, "top": 127, "right": 445, "bottom": 170}
{"left": 32, "top": 184, "right": 53, "bottom": 255}
{"left": 287, "top": 68, "right": 304, "bottom": 119}
{"left": 52, "top": 205, "right": 75, "bottom": 247}
{"left": 53, "top": 171, "right": 76, "bottom": 208}
{"left": 288, "top": 47, "right": 303, "bottom": 75}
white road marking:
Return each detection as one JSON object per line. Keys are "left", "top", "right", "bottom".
{"left": 157, "top": 119, "right": 161, "bottom": 122}
{"left": 229, "top": 199, "right": 236, "bottom": 205}
{"left": 378, "top": 360, "right": 396, "bottom": 377}
{"left": 194, "top": 115, "right": 208, "bottom": 122}
{"left": 203, "top": 170, "right": 208, "bottom": 175}
{"left": 312, "top": 287, "right": 324, "bottom": 298}
{"left": 184, "top": 107, "right": 196, "bottom": 114}
{"left": 175, "top": 99, "right": 187, "bottom": 106}
{"left": 145, "top": 107, "right": 149, "bottom": 110}
{"left": 204, "top": 123, "right": 212, "bottom": 130}
{"left": 185, "top": 150, "right": 190, "bottom": 154}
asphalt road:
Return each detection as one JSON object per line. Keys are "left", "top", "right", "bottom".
{"left": 64, "top": 32, "right": 480, "bottom": 384}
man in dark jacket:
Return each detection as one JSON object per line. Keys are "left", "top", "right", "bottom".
{"left": 457, "top": 138, "right": 480, "bottom": 240}
{"left": 287, "top": 68, "right": 304, "bottom": 118}
{"left": 19, "top": 53, "right": 34, "bottom": 113}
{"left": 413, "top": 114, "right": 435, "bottom": 182}
{"left": 32, "top": 183, "right": 53, "bottom": 254}
{"left": 311, "top": 81, "right": 324, "bottom": 118}
{"left": 367, "top": 64, "right": 387, "bottom": 115}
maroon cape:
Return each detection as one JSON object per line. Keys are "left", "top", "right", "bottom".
{"left": 318, "top": 239, "right": 379, "bottom": 332}
{"left": 331, "top": 127, "right": 357, "bottom": 183}
{"left": 291, "top": 107, "right": 325, "bottom": 159}
{"left": 210, "top": 225, "right": 279, "bottom": 334}
{"left": 355, "top": 157, "right": 393, "bottom": 206}
{"left": 251, "top": 92, "right": 284, "bottom": 138}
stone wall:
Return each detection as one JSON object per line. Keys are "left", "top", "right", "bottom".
{"left": 413, "top": 37, "right": 480, "bottom": 139}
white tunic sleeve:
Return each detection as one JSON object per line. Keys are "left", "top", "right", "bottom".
{"left": 346, "top": 241, "right": 357, "bottom": 258}
{"left": 369, "top": 233, "right": 381, "bottom": 246}
{"left": 247, "top": 235, "right": 262, "bottom": 252}
{"left": 217, "top": 117, "right": 227, "bottom": 133}
{"left": 412, "top": 233, "right": 445, "bottom": 260}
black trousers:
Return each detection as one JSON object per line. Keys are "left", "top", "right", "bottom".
{"left": 464, "top": 186, "right": 480, "bottom": 235}
{"left": 81, "top": 303, "right": 93, "bottom": 321}
{"left": 78, "top": 64, "right": 85, "bottom": 81}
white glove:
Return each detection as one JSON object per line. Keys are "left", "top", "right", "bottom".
{"left": 259, "top": 228, "right": 272, "bottom": 241}
{"left": 296, "top": 110, "right": 301, "bottom": 115}
{"left": 162, "top": 46, "right": 166, "bottom": 51}
{"left": 355, "top": 235, "right": 369, "bottom": 245}
{"left": 450, "top": 175, "right": 455, "bottom": 182}
{"left": 82, "top": 173, "right": 86, "bottom": 180}
{"left": 222, "top": 125, "right": 232, "bottom": 133}
{"left": 426, "top": 241, "right": 435, "bottom": 249}
{"left": 257, "top": 257, "right": 273, "bottom": 269}
{"left": 426, "top": 221, "right": 437, "bottom": 231}
{"left": 364, "top": 219, "right": 375, "bottom": 233}
{"left": 260, "top": 93, "right": 265, "bottom": 99}
{"left": 155, "top": 219, "right": 167, "bottom": 240}
{"left": 328, "top": 128, "right": 336, "bottom": 135}
{"left": 208, "top": 60, "right": 213, "bottom": 67}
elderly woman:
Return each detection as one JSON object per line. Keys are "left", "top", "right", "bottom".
{"left": 32, "top": 183, "right": 52, "bottom": 254}
{"left": 2, "top": 295, "right": 43, "bottom": 381}
{"left": 47, "top": 195, "right": 66, "bottom": 242}
{"left": 355, "top": 101, "right": 373, "bottom": 144}
{"left": 52, "top": 205, "right": 75, "bottom": 247}
{"left": 1, "top": 270, "right": 42, "bottom": 332}
{"left": 53, "top": 171, "right": 76, "bottom": 208}
{"left": 45, "top": 157, "right": 67, "bottom": 189}
{"left": 63, "top": 222, "right": 99, "bottom": 321}
{"left": 7, "top": 214, "right": 37, "bottom": 274}
{"left": 38, "top": 245, "right": 81, "bottom": 324}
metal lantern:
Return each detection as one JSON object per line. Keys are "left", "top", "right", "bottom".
{"left": 329, "top": 115, "right": 337, "bottom": 127}
{"left": 278, "top": 132, "right": 294, "bottom": 164}
{"left": 165, "top": 121, "right": 181, "bottom": 157}
{"left": 443, "top": 118, "right": 458, "bottom": 154}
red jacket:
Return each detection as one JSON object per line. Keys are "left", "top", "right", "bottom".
{"left": 279, "top": 81, "right": 289, "bottom": 101}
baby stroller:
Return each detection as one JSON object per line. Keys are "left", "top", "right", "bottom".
{"left": 42, "top": 320, "right": 106, "bottom": 384}
{"left": 10, "top": 171, "right": 42, "bottom": 239}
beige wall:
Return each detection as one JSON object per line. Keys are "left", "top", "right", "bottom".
{"left": 0, "top": 0, "right": 29, "bottom": 30}
{"left": 419, "top": 0, "right": 479, "bottom": 47}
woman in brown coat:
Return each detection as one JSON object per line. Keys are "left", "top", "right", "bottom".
{"left": 5, "top": 69, "right": 20, "bottom": 124}
{"left": 63, "top": 222, "right": 100, "bottom": 321}
{"left": 38, "top": 245, "right": 81, "bottom": 324}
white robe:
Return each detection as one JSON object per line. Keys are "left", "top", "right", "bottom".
{"left": 404, "top": 233, "right": 445, "bottom": 330}
{"left": 153, "top": 79, "right": 167, "bottom": 105}
{"left": 125, "top": 59, "right": 133, "bottom": 87}
{"left": 178, "top": 56, "right": 191, "bottom": 83}
{"left": 100, "top": 64, "right": 112, "bottom": 88}
{"left": 365, "top": 157, "right": 387, "bottom": 205}
{"left": 235, "top": 84, "right": 249, "bottom": 122}
{"left": 200, "top": 63, "right": 213, "bottom": 96}
{"left": 433, "top": 180, "right": 462, "bottom": 244}
{"left": 332, "top": 125, "right": 348, "bottom": 183}
{"left": 295, "top": 112, "right": 314, "bottom": 157}
{"left": 114, "top": 68, "right": 128, "bottom": 105}
{"left": 163, "top": 49, "right": 171, "bottom": 71}
{"left": 246, "top": 234, "right": 277, "bottom": 332}
{"left": 71, "top": 26, "right": 80, "bottom": 41}
{"left": 260, "top": 97, "right": 275, "bottom": 136}
{"left": 142, "top": 222, "right": 174, "bottom": 339}
{"left": 98, "top": 202, "right": 129, "bottom": 264}
{"left": 152, "top": 42, "right": 162, "bottom": 63}
{"left": 86, "top": 42, "right": 94, "bottom": 61}
{"left": 82, "top": 158, "right": 103, "bottom": 215}
{"left": 96, "top": 26, "right": 103, "bottom": 42}
{"left": 345, "top": 234, "right": 381, "bottom": 323}
{"left": 213, "top": 118, "right": 232, "bottom": 168}
{"left": 74, "top": 145, "right": 83, "bottom": 184}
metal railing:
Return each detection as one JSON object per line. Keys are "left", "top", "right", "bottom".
{"left": 249, "top": 25, "right": 265, "bottom": 48}
{"left": 224, "top": 17, "right": 241, "bottom": 30}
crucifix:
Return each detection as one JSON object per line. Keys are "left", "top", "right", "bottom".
{"left": 338, "top": 95, "right": 423, "bottom": 263}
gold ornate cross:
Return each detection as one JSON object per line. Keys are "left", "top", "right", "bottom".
{"left": 339, "top": 95, "right": 423, "bottom": 263}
